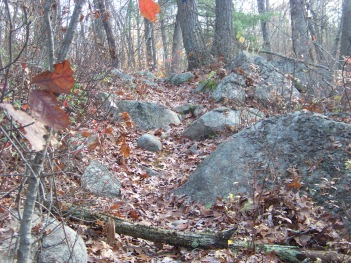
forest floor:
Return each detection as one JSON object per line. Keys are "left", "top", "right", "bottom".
{"left": 1, "top": 69, "right": 351, "bottom": 262}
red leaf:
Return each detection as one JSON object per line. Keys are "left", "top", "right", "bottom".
{"left": 29, "top": 90, "right": 70, "bottom": 131}
{"left": 30, "top": 60, "right": 75, "bottom": 94}
{"left": 138, "top": 0, "right": 160, "bottom": 23}
{"left": 287, "top": 176, "right": 302, "bottom": 189}
{"left": 129, "top": 209, "right": 139, "bottom": 220}
{"left": 120, "top": 139, "right": 131, "bottom": 158}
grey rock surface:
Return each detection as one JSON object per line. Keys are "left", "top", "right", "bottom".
{"left": 211, "top": 74, "right": 246, "bottom": 103}
{"left": 182, "top": 107, "right": 263, "bottom": 140}
{"left": 82, "top": 160, "right": 121, "bottom": 198}
{"left": 174, "top": 111, "right": 351, "bottom": 225}
{"left": 105, "top": 99, "right": 181, "bottom": 130}
{"left": 168, "top": 72, "right": 194, "bottom": 85}
{"left": 38, "top": 220, "right": 88, "bottom": 263}
{"left": 137, "top": 134, "right": 162, "bottom": 152}
{"left": 0, "top": 214, "right": 87, "bottom": 263}
{"left": 212, "top": 51, "right": 300, "bottom": 103}
{"left": 110, "top": 68, "right": 134, "bottom": 84}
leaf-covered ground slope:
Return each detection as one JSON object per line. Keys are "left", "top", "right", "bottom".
{"left": 1, "top": 69, "right": 350, "bottom": 262}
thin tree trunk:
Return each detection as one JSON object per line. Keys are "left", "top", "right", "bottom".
{"left": 16, "top": 2, "right": 55, "bottom": 261}
{"left": 44, "top": 0, "right": 55, "bottom": 70}
{"left": 97, "top": 0, "right": 120, "bottom": 68}
{"left": 126, "top": 0, "right": 135, "bottom": 68}
{"left": 159, "top": 0, "right": 170, "bottom": 74}
{"left": 151, "top": 22, "right": 157, "bottom": 71}
{"left": 17, "top": 150, "right": 48, "bottom": 263}
{"left": 144, "top": 18, "right": 154, "bottom": 70}
{"left": 57, "top": 0, "right": 86, "bottom": 62}
{"left": 257, "top": 0, "right": 272, "bottom": 59}
{"left": 137, "top": 15, "right": 142, "bottom": 70}
{"left": 171, "top": 10, "right": 182, "bottom": 73}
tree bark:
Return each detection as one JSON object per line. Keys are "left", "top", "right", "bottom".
{"left": 289, "top": 0, "right": 312, "bottom": 61}
{"left": 339, "top": 0, "right": 351, "bottom": 65}
{"left": 44, "top": 0, "right": 55, "bottom": 70}
{"left": 176, "top": 0, "right": 210, "bottom": 70}
{"left": 57, "top": 0, "right": 86, "bottom": 62}
{"left": 159, "top": 0, "right": 170, "bottom": 74}
{"left": 62, "top": 206, "right": 237, "bottom": 249}
{"left": 211, "top": 0, "right": 234, "bottom": 64}
{"left": 171, "top": 10, "right": 182, "bottom": 73}
{"left": 229, "top": 241, "right": 351, "bottom": 263}
{"left": 144, "top": 18, "right": 155, "bottom": 71}
{"left": 97, "top": 0, "right": 120, "bottom": 68}
{"left": 257, "top": 0, "right": 272, "bottom": 59}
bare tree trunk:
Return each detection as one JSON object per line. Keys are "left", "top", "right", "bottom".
{"left": 339, "top": 0, "right": 351, "bottom": 65}
{"left": 16, "top": 2, "right": 55, "bottom": 262}
{"left": 126, "top": 0, "right": 135, "bottom": 68}
{"left": 257, "top": 0, "right": 272, "bottom": 59}
{"left": 176, "top": 0, "right": 210, "bottom": 70}
{"left": 211, "top": 0, "right": 234, "bottom": 64}
{"left": 289, "top": 0, "right": 313, "bottom": 61}
{"left": 97, "top": 0, "right": 120, "bottom": 68}
{"left": 144, "top": 18, "right": 154, "bottom": 71}
{"left": 171, "top": 10, "right": 182, "bottom": 73}
{"left": 92, "top": 0, "right": 106, "bottom": 44}
{"left": 305, "top": 2, "right": 325, "bottom": 63}
{"left": 44, "top": 0, "right": 55, "bottom": 70}
{"left": 57, "top": 0, "right": 86, "bottom": 62}
{"left": 151, "top": 21, "right": 157, "bottom": 71}
{"left": 159, "top": 0, "right": 170, "bottom": 74}
{"left": 137, "top": 15, "right": 143, "bottom": 70}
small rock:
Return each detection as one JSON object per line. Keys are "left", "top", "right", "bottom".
{"left": 137, "top": 134, "right": 162, "bottom": 152}
{"left": 168, "top": 72, "right": 194, "bottom": 85}
{"left": 82, "top": 160, "right": 121, "bottom": 198}
{"left": 173, "top": 104, "right": 195, "bottom": 115}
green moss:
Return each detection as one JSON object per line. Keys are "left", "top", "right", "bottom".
{"left": 200, "top": 79, "right": 218, "bottom": 92}
{"left": 191, "top": 241, "right": 199, "bottom": 248}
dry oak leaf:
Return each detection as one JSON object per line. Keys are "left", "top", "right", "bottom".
{"left": 29, "top": 90, "right": 70, "bottom": 131}
{"left": 0, "top": 103, "right": 47, "bottom": 151}
{"left": 30, "top": 60, "right": 75, "bottom": 94}
{"left": 138, "top": 0, "right": 160, "bottom": 23}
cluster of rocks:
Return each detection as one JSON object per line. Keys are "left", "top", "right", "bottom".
{"left": 20, "top": 52, "right": 349, "bottom": 262}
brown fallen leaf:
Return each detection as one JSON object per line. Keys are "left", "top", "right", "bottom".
{"left": 0, "top": 103, "right": 47, "bottom": 151}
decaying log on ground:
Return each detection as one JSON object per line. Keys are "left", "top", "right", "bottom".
{"left": 229, "top": 241, "right": 351, "bottom": 263}
{"left": 61, "top": 206, "right": 237, "bottom": 249}
{"left": 60, "top": 206, "right": 350, "bottom": 262}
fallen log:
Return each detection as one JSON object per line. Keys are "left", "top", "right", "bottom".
{"left": 229, "top": 241, "right": 351, "bottom": 263}
{"left": 60, "top": 206, "right": 351, "bottom": 262}
{"left": 61, "top": 206, "right": 237, "bottom": 249}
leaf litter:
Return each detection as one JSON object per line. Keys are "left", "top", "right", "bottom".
{"left": 1, "top": 69, "right": 351, "bottom": 262}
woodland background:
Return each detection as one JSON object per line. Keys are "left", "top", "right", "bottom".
{"left": 1, "top": 0, "right": 351, "bottom": 262}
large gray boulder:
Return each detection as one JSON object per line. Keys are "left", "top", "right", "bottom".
{"left": 105, "top": 99, "right": 181, "bottom": 130}
{"left": 212, "top": 51, "right": 300, "bottom": 103}
{"left": 182, "top": 107, "right": 263, "bottom": 140}
{"left": 82, "top": 160, "right": 121, "bottom": 198}
{"left": 174, "top": 111, "right": 351, "bottom": 223}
